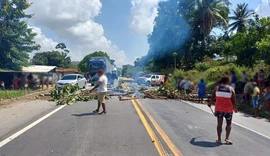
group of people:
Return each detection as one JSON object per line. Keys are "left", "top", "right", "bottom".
{"left": 175, "top": 70, "right": 270, "bottom": 144}
{"left": 12, "top": 73, "right": 50, "bottom": 90}
{"left": 241, "top": 70, "right": 270, "bottom": 116}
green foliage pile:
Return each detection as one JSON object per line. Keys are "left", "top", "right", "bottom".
{"left": 50, "top": 85, "right": 99, "bottom": 105}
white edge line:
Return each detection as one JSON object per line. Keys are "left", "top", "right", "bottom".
{"left": 182, "top": 100, "right": 270, "bottom": 140}
{"left": 0, "top": 105, "right": 66, "bottom": 148}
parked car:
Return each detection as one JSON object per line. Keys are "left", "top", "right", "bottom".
{"left": 137, "top": 74, "right": 165, "bottom": 86}
{"left": 56, "top": 74, "right": 87, "bottom": 89}
{"left": 134, "top": 72, "right": 146, "bottom": 83}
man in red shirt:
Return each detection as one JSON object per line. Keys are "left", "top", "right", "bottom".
{"left": 208, "top": 76, "right": 238, "bottom": 145}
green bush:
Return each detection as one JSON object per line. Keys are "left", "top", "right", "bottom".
{"left": 185, "top": 70, "right": 204, "bottom": 83}
{"left": 195, "top": 62, "right": 210, "bottom": 71}
{"left": 173, "top": 69, "right": 184, "bottom": 78}
{"left": 205, "top": 63, "right": 243, "bottom": 82}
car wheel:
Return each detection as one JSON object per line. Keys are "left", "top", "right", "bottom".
{"left": 83, "top": 82, "right": 87, "bottom": 89}
{"left": 146, "top": 81, "right": 151, "bottom": 86}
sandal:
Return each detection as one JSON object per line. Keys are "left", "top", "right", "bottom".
{"left": 99, "top": 111, "right": 107, "bottom": 115}
{"left": 93, "top": 109, "right": 99, "bottom": 113}
{"left": 216, "top": 140, "right": 222, "bottom": 144}
{"left": 225, "top": 139, "right": 233, "bottom": 145}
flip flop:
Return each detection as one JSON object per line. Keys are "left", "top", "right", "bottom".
{"left": 216, "top": 140, "right": 222, "bottom": 144}
{"left": 225, "top": 139, "right": 233, "bottom": 145}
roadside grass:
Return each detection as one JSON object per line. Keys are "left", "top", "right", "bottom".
{"left": 0, "top": 90, "right": 26, "bottom": 100}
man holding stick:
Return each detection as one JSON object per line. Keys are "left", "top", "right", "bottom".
{"left": 208, "top": 76, "right": 238, "bottom": 145}
{"left": 91, "top": 69, "right": 108, "bottom": 115}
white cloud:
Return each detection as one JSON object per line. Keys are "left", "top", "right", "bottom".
{"left": 31, "top": 27, "right": 57, "bottom": 53}
{"left": 255, "top": 0, "right": 270, "bottom": 17}
{"left": 27, "top": 0, "right": 131, "bottom": 66}
{"left": 130, "top": 0, "right": 160, "bottom": 35}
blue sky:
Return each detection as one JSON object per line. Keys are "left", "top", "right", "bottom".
{"left": 28, "top": 0, "right": 269, "bottom": 66}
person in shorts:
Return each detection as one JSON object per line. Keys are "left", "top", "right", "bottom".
{"left": 241, "top": 79, "right": 253, "bottom": 105}
{"left": 90, "top": 69, "right": 108, "bottom": 115}
{"left": 208, "top": 76, "right": 237, "bottom": 145}
{"left": 197, "top": 79, "right": 206, "bottom": 103}
{"left": 252, "top": 82, "right": 260, "bottom": 118}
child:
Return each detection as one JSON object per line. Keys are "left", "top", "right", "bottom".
{"left": 252, "top": 82, "right": 260, "bottom": 118}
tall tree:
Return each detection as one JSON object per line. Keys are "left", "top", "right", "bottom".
{"left": 32, "top": 43, "right": 71, "bottom": 68}
{"left": 229, "top": 3, "right": 254, "bottom": 33}
{"left": 197, "top": 0, "right": 229, "bottom": 37}
{"left": 0, "top": 0, "right": 40, "bottom": 70}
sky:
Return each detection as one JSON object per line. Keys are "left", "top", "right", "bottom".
{"left": 27, "top": 0, "right": 270, "bottom": 67}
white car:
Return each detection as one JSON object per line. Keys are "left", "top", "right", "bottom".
{"left": 56, "top": 74, "right": 87, "bottom": 89}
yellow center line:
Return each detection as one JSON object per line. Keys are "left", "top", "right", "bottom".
{"left": 131, "top": 100, "right": 168, "bottom": 156}
{"left": 136, "top": 99, "right": 183, "bottom": 156}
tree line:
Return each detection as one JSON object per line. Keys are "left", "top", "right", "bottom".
{"left": 134, "top": 0, "right": 270, "bottom": 71}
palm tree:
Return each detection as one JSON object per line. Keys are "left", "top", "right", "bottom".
{"left": 172, "top": 52, "right": 178, "bottom": 69}
{"left": 198, "top": 0, "right": 229, "bottom": 37}
{"left": 229, "top": 3, "right": 254, "bottom": 33}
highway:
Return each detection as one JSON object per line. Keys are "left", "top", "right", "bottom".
{"left": 0, "top": 92, "right": 269, "bottom": 155}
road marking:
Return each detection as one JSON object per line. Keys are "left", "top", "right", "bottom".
{"left": 131, "top": 100, "right": 168, "bottom": 156}
{"left": 183, "top": 101, "right": 270, "bottom": 140}
{"left": 136, "top": 100, "right": 183, "bottom": 156}
{"left": 0, "top": 105, "right": 66, "bottom": 148}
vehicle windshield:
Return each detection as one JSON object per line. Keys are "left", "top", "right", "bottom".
{"left": 61, "top": 75, "right": 77, "bottom": 80}
{"left": 89, "top": 63, "right": 105, "bottom": 69}
{"left": 143, "top": 75, "right": 152, "bottom": 78}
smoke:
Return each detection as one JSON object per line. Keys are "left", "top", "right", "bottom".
{"left": 146, "top": 0, "right": 190, "bottom": 61}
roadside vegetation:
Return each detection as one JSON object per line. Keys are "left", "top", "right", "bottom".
{"left": 0, "top": 90, "right": 25, "bottom": 100}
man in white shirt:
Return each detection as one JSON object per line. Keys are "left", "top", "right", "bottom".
{"left": 90, "top": 69, "right": 108, "bottom": 115}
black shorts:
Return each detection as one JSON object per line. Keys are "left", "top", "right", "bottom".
{"left": 215, "top": 111, "right": 233, "bottom": 120}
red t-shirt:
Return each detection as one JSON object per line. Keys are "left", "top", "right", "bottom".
{"left": 215, "top": 84, "right": 233, "bottom": 113}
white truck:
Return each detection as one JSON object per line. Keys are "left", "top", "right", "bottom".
{"left": 137, "top": 74, "right": 165, "bottom": 86}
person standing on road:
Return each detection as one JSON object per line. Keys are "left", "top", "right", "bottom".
{"left": 252, "top": 82, "right": 260, "bottom": 118}
{"left": 208, "top": 76, "right": 237, "bottom": 145}
{"left": 184, "top": 79, "right": 191, "bottom": 95}
{"left": 241, "top": 78, "right": 253, "bottom": 105}
{"left": 231, "top": 71, "right": 237, "bottom": 90}
{"left": 91, "top": 69, "right": 108, "bottom": 115}
{"left": 241, "top": 71, "right": 247, "bottom": 93}
{"left": 198, "top": 79, "right": 206, "bottom": 104}
{"left": 258, "top": 69, "right": 264, "bottom": 90}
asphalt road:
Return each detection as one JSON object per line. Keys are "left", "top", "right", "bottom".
{"left": 141, "top": 99, "right": 270, "bottom": 156}
{"left": 0, "top": 98, "right": 269, "bottom": 156}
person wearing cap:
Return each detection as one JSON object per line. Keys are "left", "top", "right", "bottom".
{"left": 90, "top": 69, "right": 108, "bottom": 115}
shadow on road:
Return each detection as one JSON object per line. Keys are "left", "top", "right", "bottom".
{"left": 72, "top": 112, "right": 96, "bottom": 117}
{"left": 190, "top": 138, "right": 221, "bottom": 148}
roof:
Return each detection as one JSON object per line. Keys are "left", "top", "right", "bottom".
{"left": 55, "top": 68, "right": 80, "bottom": 73}
{"left": 22, "top": 65, "right": 56, "bottom": 73}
